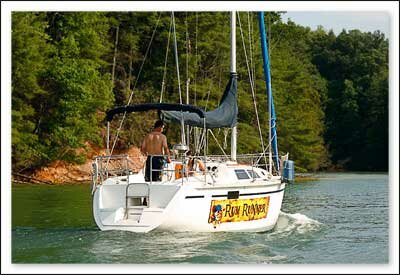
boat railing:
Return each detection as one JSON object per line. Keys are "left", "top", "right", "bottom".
{"left": 203, "top": 153, "right": 275, "bottom": 168}
{"left": 91, "top": 154, "right": 132, "bottom": 188}
{"left": 147, "top": 154, "right": 208, "bottom": 185}
{"left": 91, "top": 154, "right": 195, "bottom": 186}
{"left": 147, "top": 153, "right": 280, "bottom": 184}
{"left": 91, "top": 152, "right": 280, "bottom": 193}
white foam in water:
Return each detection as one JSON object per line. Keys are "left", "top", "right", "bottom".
{"left": 261, "top": 255, "right": 288, "bottom": 263}
{"left": 271, "top": 211, "right": 322, "bottom": 237}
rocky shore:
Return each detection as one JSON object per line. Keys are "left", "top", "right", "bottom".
{"left": 27, "top": 146, "right": 146, "bottom": 184}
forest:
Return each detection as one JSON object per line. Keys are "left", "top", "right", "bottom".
{"left": 11, "top": 11, "right": 389, "bottom": 173}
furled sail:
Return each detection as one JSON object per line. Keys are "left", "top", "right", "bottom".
{"left": 161, "top": 73, "right": 238, "bottom": 129}
{"left": 258, "top": 12, "right": 280, "bottom": 173}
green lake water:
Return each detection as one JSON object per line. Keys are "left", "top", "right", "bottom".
{"left": 11, "top": 173, "right": 389, "bottom": 264}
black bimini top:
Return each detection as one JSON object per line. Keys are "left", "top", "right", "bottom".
{"left": 106, "top": 103, "right": 205, "bottom": 122}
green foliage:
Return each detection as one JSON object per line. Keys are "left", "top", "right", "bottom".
{"left": 12, "top": 12, "right": 114, "bottom": 170}
{"left": 309, "top": 29, "right": 389, "bottom": 170}
{"left": 44, "top": 12, "right": 114, "bottom": 162}
{"left": 270, "top": 44, "right": 329, "bottom": 171}
{"left": 11, "top": 11, "right": 388, "bottom": 172}
{"left": 12, "top": 12, "right": 53, "bottom": 170}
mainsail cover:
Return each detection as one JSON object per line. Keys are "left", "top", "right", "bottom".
{"left": 161, "top": 73, "right": 238, "bottom": 129}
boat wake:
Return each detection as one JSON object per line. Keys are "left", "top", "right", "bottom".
{"left": 267, "top": 211, "right": 322, "bottom": 238}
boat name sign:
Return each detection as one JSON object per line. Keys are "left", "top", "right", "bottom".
{"left": 208, "top": 197, "right": 270, "bottom": 228}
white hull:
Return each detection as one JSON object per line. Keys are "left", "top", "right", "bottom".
{"left": 92, "top": 162, "right": 285, "bottom": 233}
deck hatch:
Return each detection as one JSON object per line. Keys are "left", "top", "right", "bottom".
{"left": 234, "top": 169, "right": 250, "bottom": 180}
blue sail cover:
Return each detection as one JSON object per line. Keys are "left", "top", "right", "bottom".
{"left": 258, "top": 12, "right": 280, "bottom": 172}
{"left": 161, "top": 73, "right": 238, "bottom": 129}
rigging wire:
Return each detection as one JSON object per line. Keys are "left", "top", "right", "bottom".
{"left": 204, "top": 83, "right": 212, "bottom": 112}
{"left": 194, "top": 12, "right": 198, "bottom": 106}
{"left": 267, "top": 14, "right": 286, "bottom": 53}
{"left": 223, "top": 128, "right": 229, "bottom": 149}
{"left": 193, "top": 12, "right": 199, "bottom": 153}
{"left": 172, "top": 12, "right": 183, "bottom": 105}
{"left": 195, "top": 80, "right": 212, "bottom": 154}
{"left": 248, "top": 12, "right": 256, "bottom": 95}
{"left": 171, "top": 12, "right": 186, "bottom": 145}
{"left": 107, "top": 25, "right": 119, "bottom": 154}
{"left": 107, "top": 12, "right": 162, "bottom": 166}
{"left": 186, "top": 12, "right": 190, "bottom": 104}
{"left": 160, "top": 14, "right": 173, "bottom": 103}
{"left": 208, "top": 129, "right": 228, "bottom": 158}
{"left": 197, "top": 130, "right": 205, "bottom": 156}
{"left": 237, "top": 12, "right": 268, "bottom": 166}
{"left": 111, "top": 26, "right": 119, "bottom": 94}
{"left": 185, "top": 12, "right": 190, "bottom": 146}
{"left": 256, "top": 131, "right": 278, "bottom": 171}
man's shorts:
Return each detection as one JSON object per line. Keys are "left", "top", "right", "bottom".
{"left": 145, "top": 156, "right": 165, "bottom": 182}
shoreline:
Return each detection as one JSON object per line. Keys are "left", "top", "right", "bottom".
{"left": 12, "top": 171, "right": 388, "bottom": 186}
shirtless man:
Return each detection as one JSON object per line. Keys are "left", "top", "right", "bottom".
{"left": 141, "top": 120, "right": 171, "bottom": 181}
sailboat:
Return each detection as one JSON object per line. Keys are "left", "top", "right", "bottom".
{"left": 91, "top": 11, "right": 294, "bottom": 233}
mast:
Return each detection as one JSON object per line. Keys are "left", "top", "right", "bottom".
{"left": 172, "top": 12, "right": 186, "bottom": 145}
{"left": 230, "top": 11, "right": 237, "bottom": 161}
{"left": 258, "top": 12, "right": 280, "bottom": 174}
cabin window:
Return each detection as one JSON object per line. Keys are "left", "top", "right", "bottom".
{"left": 247, "top": 170, "right": 260, "bottom": 178}
{"left": 234, "top": 169, "right": 250, "bottom": 180}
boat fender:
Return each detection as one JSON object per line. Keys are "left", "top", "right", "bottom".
{"left": 282, "top": 160, "right": 295, "bottom": 183}
{"left": 92, "top": 162, "right": 98, "bottom": 178}
{"left": 175, "top": 163, "right": 184, "bottom": 180}
{"left": 91, "top": 162, "right": 99, "bottom": 195}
